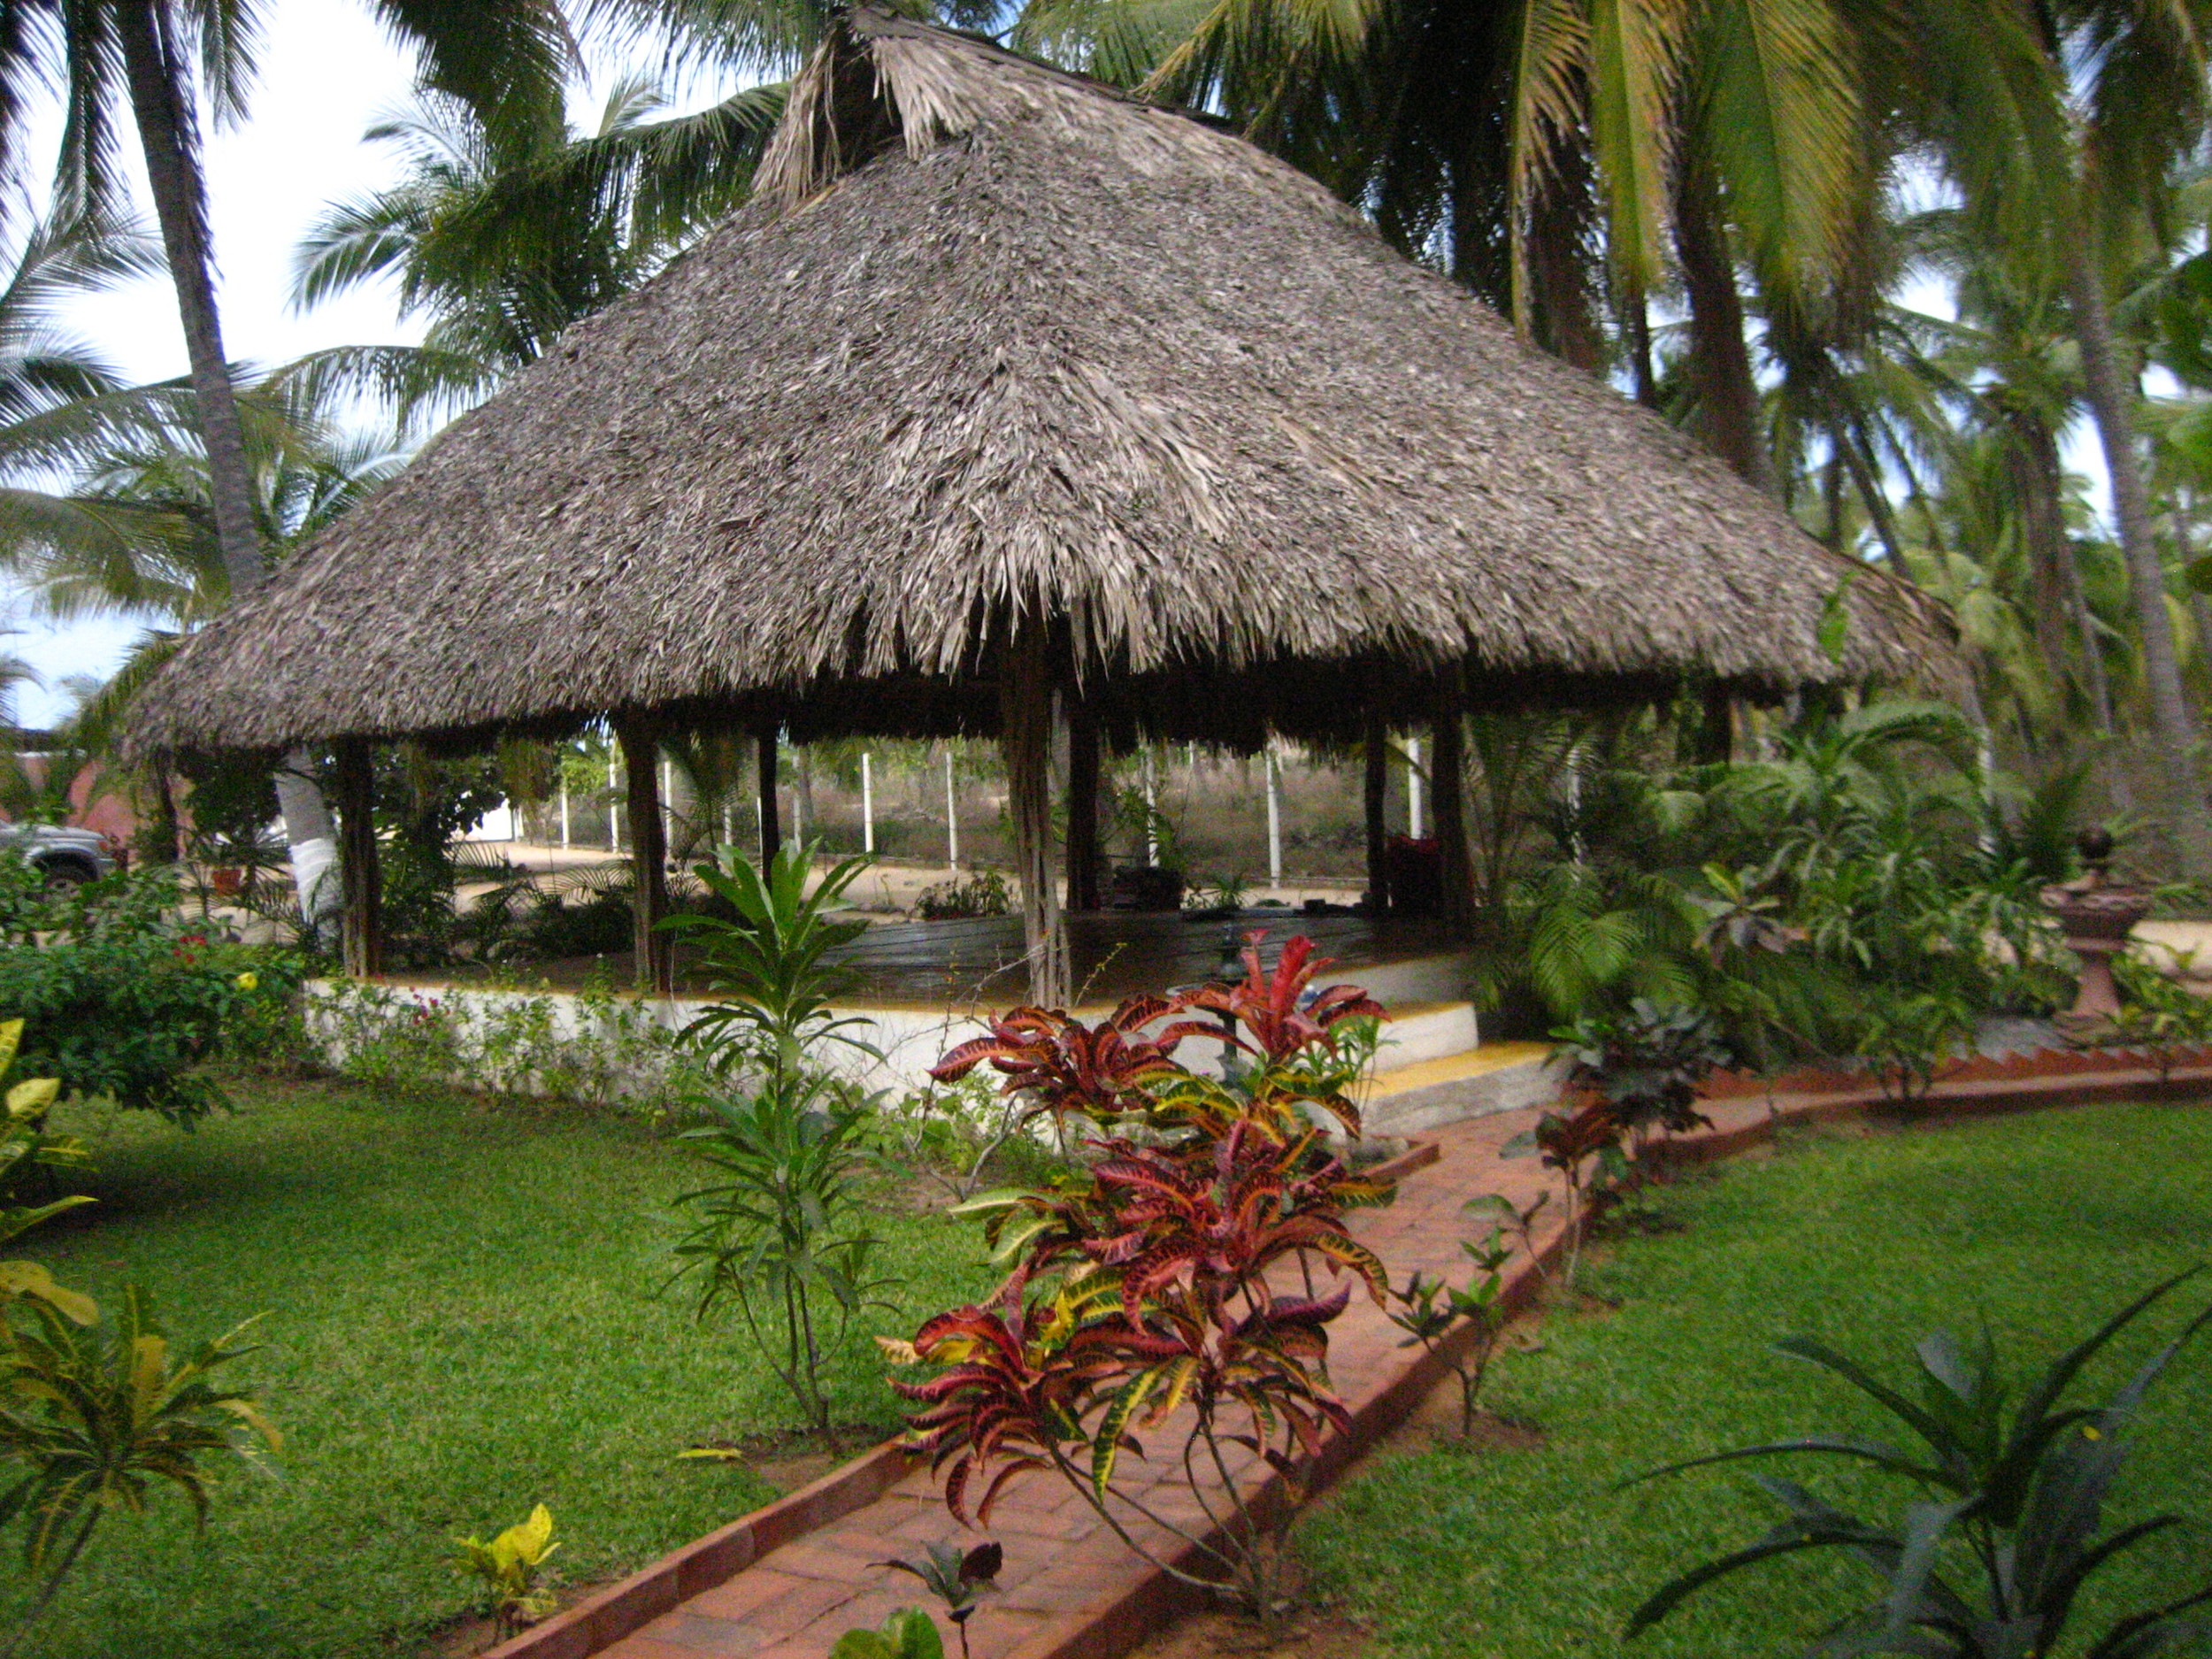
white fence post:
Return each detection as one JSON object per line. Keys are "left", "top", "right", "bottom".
{"left": 1408, "top": 736, "right": 1424, "bottom": 841}
{"left": 862, "top": 751, "right": 876, "bottom": 854}
{"left": 1144, "top": 750, "right": 1159, "bottom": 865}
{"left": 945, "top": 748, "right": 960, "bottom": 870}
{"left": 1265, "top": 749, "right": 1283, "bottom": 887}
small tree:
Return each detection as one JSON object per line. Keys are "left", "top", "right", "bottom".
{"left": 664, "top": 842, "right": 875, "bottom": 1089}
{"left": 672, "top": 1070, "right": 885, "bottom": 1449}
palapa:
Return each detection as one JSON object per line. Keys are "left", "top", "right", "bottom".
{"left": 122, "top": 6, "right": 1958, "bottom": 999}
{"left": 127, "top": 6, "right": 1948, "bottom": 760}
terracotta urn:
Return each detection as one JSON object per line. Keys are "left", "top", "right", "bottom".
{"left": 2039, "top": 829, "right": 2151, "bottom": 1026}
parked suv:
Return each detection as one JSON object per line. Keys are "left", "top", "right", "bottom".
{"left": 0, "top": 823, "right": 119, "bottom": 889}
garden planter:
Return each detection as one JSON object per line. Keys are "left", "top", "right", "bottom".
{"left": 2039, "top": 833, "right": 2151, "bottom": 1031}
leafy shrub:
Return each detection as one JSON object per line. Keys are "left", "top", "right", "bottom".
{"left": 0, "top": 1286, "right": 278, "bottom": 1655}
{"left": 664, "top": 842, "right": 874, "bottom": 1088}
{"left": 832, "top": 1607, "right": 946, "bottom": 1659}
{"left": 1554, "top": 997, "right": 1729, "bottom": 1144}
{"left": 900, "top": 935, "right": 1395, "bottom": 1614}
{"left": 450, "top": 1504, "right": 560, "bottom": 1640}
{"left": 0, "top": 872, "right": 302, "bottom": 1125}
{"left": 1854, "top": 985, "right": 1976, "bottom": 1108}
{"left": 878, "top": 1541, "right": 1001, "bottom": 1659}
{"left": 915, "top": 871, "right": 1010, "bottom": 921}
{"left": 2113, "top": 949, "right": 2212, "bottom": 1078}
{"left": 1387, "top": 1196, "right": 1535, "bottom": 1439}
{"left": 303, "top": 980, "right": 710, "bottom": 1112}
{"left": 1628, "top": 1270, "right": 2212, "bottom": 1657}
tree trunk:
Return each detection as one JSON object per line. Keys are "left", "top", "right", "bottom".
{"left": 1624, "top": 276, "right": 1659, "bottom": 410}
{"left": 1363, "top": 709, "right": 1391, "bottom": 916}
{"left": 618, "top": 717, "right": 672, "bottom": 995}
{"left": 756, "top": 727, "right": 780, "bottom": 865}
{"left": 2020, "top": 416, "right": 2119, "bottom": 740}
{"left": 334, "top": 741, "right": 381, "bottom": 979}
{"left": 1673, "top": 157, "right": 1774, "bottom": 493}
{"left": 1065, "top": 702, "right": 1102, "bottom": 912}
{"left": 1002, "top": 622, "right": 1068, "bottom": 1007}
{"left": 118, "top": 2, "right": 342, "bottom": 930}
{"left": 2061, "top": 227, "right": 2210, "bottom": 870}
{"left": 1527, "top": 162, "right": 1607, "bottom": 375}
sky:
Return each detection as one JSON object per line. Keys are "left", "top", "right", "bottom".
{"left": 11, "top": 6, "right": 442, "bottom": 726}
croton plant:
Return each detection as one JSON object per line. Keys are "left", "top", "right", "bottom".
{"left": 892, "top": 933, "right": 1394, "bottom": 1612}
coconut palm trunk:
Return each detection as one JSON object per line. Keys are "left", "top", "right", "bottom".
{"left": 2061, "top": 225, "right": 2212, "bottom": 870}
{"left": 117, "top": 1, "right": 342, "bottom": 931}
{"left": 1674, "top": 157, "right": 1774, "bottom": 495}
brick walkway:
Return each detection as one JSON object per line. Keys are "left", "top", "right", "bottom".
{"left": 587, "top": 1106, "right": 1568, "bottom": 1659}
{"left": 523, "top": 1061, "right": 2210, "bottom": 1659}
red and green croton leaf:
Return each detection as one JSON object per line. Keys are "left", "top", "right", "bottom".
{"left": 1179, "top": 933, "right": 1384, "bottom": 1065}
{"left": 931, "top": 996, "right": 1219, "bottom": 1126}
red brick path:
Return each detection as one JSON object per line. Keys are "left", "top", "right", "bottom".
{"left": 505, "top": 1058, "right": 2212, "bottom": 1659}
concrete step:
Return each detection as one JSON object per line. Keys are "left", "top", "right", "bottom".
{"left": 1356, "top": 1038, "right": 1562, "bottom": 1135}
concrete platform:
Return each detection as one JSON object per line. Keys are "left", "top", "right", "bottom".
{"left": 1356, "top": 1040, "right": 1563, "bottom": 1134}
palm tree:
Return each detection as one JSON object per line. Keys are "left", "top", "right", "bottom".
{"left": 282, "top": 73, "right": 784, "bottom": 427}
{"left": 1020, "top": 0, "right": 2034, "bottom": 493}
{"left": 0, "top": 0, "right": 578, "bottom": 929}
{"left": 1987, "top": 0, "right": 2212, "bottom": 865}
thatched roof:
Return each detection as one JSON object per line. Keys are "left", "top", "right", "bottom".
{"left": 127, "top": 6, "right": 1954, "bottom": 757}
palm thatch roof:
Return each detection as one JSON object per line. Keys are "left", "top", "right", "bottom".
{"left": 127, "top": 5, "right": 1954, "bottom": 758}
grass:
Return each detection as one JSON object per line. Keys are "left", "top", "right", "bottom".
{"left": 12, "top": 1072, "right": 995, "bottom": 1659}
{"left": 1301, "top": 1102, "right": 2212, "bottom": 1658}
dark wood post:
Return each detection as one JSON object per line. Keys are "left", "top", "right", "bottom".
{"left": 1065, "top": 702, "right": 1102, "bottom": 912}
{"left": 756, "top": 726, "right": 780, "bottom": 866}
{"left": 1363, "top": 710, "right": 1391, "bottom": 915}
{"left": 1431, "top": 680, "right": 1474, "bottom": 932}
{"left": 1002, "top": 620, "right": 1069, "bottom": 1006}
{"left": 1697, "top": 681, "right": 1734, "bottom": 765}
{"left": 334, "top": 739, "right": 382, "bottom": 979}
{"left": 617, "top": 716, "right": 673, "bottom": 995}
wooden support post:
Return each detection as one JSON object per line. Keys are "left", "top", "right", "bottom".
{"left": 1695, "top": 680, "right": 1734, "bottom": 766}
{"left": 618, "top": 716, "right": 672, "bottom": 995}
{"left": 1363, "top": 710, "right": 1391, "bottom": 915}
{"left": 334, "top": 739, "right": 381, "bottom": 979}
{"left": 1431, "top": 679, "right": 1474, "bottom": 932}
{"left": 1002, "top": 621, "right": 1069, "bottom": 1007}
{"left": 756, "top": 727, "right": 780, "bottom": 866}
{"left": 1065, "top": 702, "right": 1102, "bottom": 912}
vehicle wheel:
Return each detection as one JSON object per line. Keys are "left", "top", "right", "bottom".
{"left": 38, "top": 861, "right": 94, "bottom": 893}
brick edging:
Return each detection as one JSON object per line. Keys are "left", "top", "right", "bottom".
{"left": 480, "top": 1437, "right": 918, "bottom": 1659}
{"left": 480, "top": 1137, "right": 1442, "bottom": 1659}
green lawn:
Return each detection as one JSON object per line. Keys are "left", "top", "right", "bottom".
{"left": 1302, "top": 1102, "right": 2212, "bottom": 1659}
{"left": 15, "top": 1074, "right": 995, "bottom": 1659}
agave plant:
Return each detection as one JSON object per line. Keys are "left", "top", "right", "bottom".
{"left": 1626, "top": 1269, "right": 2212, "bottom": 1657}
